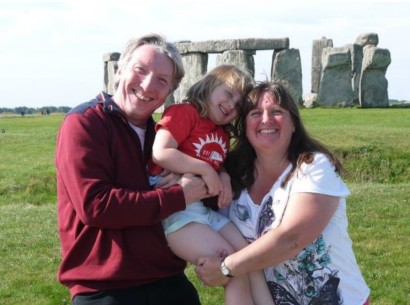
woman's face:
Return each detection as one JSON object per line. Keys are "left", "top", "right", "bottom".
{"left": 114, "top": 45, "right": 174, "bottom": 127}
{"left": 245, "top": 91, "right": 295, "bottom": 155}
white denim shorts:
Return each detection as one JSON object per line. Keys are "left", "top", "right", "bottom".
{"left": 162, "top": 201, "right": 230, "bottom": 235}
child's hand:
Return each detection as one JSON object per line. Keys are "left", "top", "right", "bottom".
{"left": 154, "top": 169, "right": 181, "bottom": 189}
{"left": 202, "top": 167, "right": 221, "bottom": 196}
{"left": 217, "top": 171, "right": 233, "bottom": 209}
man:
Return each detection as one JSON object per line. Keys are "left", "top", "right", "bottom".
{"left": 56, "top": 34, "right": 208, "bottom": 305}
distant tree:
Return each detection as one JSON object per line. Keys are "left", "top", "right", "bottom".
{"left": 0, "top": 106, "right": 74, "bottom": 114}
{"left": 57, "top": 106, "right": 71, "bottom": 113}
{"left": 15, "top": 107, "right": 27, "bottom": 115}
{"left": 0, "top": 108, "right": 14, "bottom": 113}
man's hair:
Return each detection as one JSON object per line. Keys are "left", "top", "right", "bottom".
{"left": 114, "top": 33, "right": 184, "bottom": 92}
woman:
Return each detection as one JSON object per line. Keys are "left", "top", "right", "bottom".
{"left": 196, "top": 81, "right": 370, "bottom": 304}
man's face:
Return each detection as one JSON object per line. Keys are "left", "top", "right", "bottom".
{"left": 114, "top": 44, "right": 174, "bottom": 127}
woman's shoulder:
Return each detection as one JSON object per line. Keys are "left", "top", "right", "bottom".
{"left": 298, "top": 152, "right": 337, "bottom": 177}
{"left": 298, "top": 152, "right": 330, "bottom": 166}
{"left": 311, "top": 152, "right": 332, "bottom": 165}
{"left": 294, "top": 152, "right": 349, "bottom": 196}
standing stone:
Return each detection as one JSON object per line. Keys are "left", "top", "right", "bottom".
{"left": 318, "top": 47, "right": 353, "bottom": 107}
{"left": 271, "top": 49, "right": 303, "bottom": 105}
{"left": 215, "top": 50, "right": 255, "bottom": 77}
{"left": 311, "top": 37, "right": 333, "bottom": 94}
{"left": 303, "top": 93, "right": 318, "bottom": 108}
{"left": 172, "top": 53, "right": 208, "bottom": 105}
{"left": 359, "top": 45, "right": 391, "bottom": 107}
{"left": 346, "top": 43, "right": 364, "bottom": 105}
{"left": 103, "top": 52, "right": 121, "bottom": 95}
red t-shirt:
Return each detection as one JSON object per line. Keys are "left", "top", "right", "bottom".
{"left": 151, "top": 103, "right": 230, "bottom": 174}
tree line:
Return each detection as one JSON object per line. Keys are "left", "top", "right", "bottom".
{"left": 0, "top": 106, "right": 72, "bottom": 115}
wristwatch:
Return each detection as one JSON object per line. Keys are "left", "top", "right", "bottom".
{"left": 220, "top": 257, "right": 233, "bottom": 278}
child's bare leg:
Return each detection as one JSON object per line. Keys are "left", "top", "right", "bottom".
{"left": 166, "top": 222, "right": 255, "bottom": 305}
{"left": 248, "top": 271, "right": 276, "bottom": 305}
{"left": 219, "top": 223, "right": 275, "bottom": 305}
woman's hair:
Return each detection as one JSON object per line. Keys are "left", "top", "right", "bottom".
{"left": 226, "top": 81, "right": 345, "bottom": 198}
{"left": 184, "top": 65, "right": 254, "bottom": 120}
{"left": 114, "top": 33, "right": 185, "bottom": 92}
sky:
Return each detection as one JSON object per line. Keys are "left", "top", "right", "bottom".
{"left": 1, "top": 0, "right": 409, "bottom": 108}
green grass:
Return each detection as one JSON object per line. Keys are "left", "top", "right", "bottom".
{"left": 301, "top": 108, "right": 410, "bottom": 184}
{"left": 1, "top": 109, "right": 409, "bottom": 304}
{"left": 0, "top": 115, "right": 60, "bottom": 206}
{"left": 0, "top": 204, "right": 69, "bottom": 305}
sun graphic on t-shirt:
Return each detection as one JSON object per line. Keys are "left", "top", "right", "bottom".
{"left": 192, "top": 134, "right": 227, "bottom": 163}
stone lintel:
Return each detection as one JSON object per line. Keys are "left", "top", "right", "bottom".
{"left": 103, "top": 52, "right": 121, "bottom": 62}
{"left": 175, "top": 38, "right": 289, "bottom": 54}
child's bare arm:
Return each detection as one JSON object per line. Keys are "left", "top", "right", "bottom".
{"left": 217, "top": 170, "right": 233, "bottom": 209}
{"left": 152, "top": 128, "right": 221, "bottom": 195}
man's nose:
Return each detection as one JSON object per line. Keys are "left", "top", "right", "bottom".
{"left": 140, "top": 73, "right": 154, "bottom": 92}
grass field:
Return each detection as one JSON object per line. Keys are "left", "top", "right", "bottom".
{"left": 0, "top": 109, "right": 409, "bottom": 304}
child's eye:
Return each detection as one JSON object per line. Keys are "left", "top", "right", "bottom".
{"left": 225, "top": 90, "right": 233, "bottom": 98}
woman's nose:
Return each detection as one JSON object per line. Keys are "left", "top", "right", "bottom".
{"left": 262, "top": 111, "right": 270, "bottom": 123}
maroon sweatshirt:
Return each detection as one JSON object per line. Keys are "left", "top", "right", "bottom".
{"left": 55, "top": 92, "right": 187, "bottom": 299}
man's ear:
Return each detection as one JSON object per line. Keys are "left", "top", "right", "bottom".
{"left": 113, "top": 68, "right": 122, "bottom": 85}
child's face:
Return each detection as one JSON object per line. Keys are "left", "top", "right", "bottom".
{"left": 207, "top": 83, "right": 242, "bottom": 125}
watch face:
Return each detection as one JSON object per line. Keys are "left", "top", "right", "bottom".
{"left": 221, "top": 260, "right": 232, "bottom": 277}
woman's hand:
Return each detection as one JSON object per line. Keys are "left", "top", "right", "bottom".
{"left": 195, "top": 256, "right": 229, "bottom": 287}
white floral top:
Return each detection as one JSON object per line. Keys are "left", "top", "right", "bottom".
{"left": 228, "top": 153, "right": 370, "bottom": 305}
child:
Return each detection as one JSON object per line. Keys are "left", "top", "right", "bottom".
{"left": 150, "top": 65, "right": 275, "bottom": 305}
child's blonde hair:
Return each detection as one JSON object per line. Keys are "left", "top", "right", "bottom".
{"left": 183, "top": 65, "right": 254, "bottom": 119}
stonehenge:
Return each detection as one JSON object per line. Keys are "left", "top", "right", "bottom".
{"left": 103, "top": 33, "right": 391, "bottom": 108}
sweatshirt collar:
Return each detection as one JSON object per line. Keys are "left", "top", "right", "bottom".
{"left": 98, "top": 91, "right": 155, "bottom": 129}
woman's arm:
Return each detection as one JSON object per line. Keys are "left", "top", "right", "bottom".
{"left": 195, "top": 192, "right": 339, "bottom": 285}
{"left": 152, "top": 128, "right": 221, "bottom": 195}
